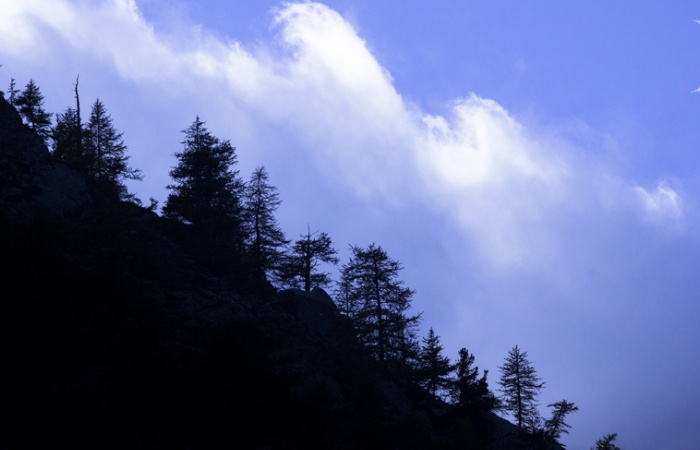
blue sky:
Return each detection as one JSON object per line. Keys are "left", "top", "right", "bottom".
{"left": 3, "top": 1, "right": 700, "bottom": 448}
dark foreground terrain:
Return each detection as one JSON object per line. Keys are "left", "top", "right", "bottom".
{"left": 0, "top": 94, "right": 558, "bottom": 450}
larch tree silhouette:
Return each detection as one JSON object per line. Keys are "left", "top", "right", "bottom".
{"left": 278, "top": 227, "right": 339, "bottom": 292}
{"left": 339, "top": 243, "right": 421, "bottom": 365}
{"left": 242, "top": 165, "right": 288, "bottom": 288}
{"left": 15, "top": 79, "right": 51, "bottom": 142}
{"left": 498, "top": 344, "right": 545, "bottom": 428}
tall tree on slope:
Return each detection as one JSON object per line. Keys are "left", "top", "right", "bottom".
{"left": 498, "top": 345, "right": 545, "bottom": 428}
{"left": 15, "top": 79, "right": 52, "bottom": 142}
{"left": 163, "top": 117, "right": 246, "bottom": 269}
{"left": 53, "top": 77, "right": 86, "bottom": 172}
{"left": 83, "top": 99, "right": 142, "bottom": 199}
{"left": 339, "top": 243, "right": 421, "bottom": 365}
{"left": 242, "top": 166, "right": 288, "bottom": 288}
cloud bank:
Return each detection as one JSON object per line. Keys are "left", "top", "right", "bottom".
{"left": 0, "top": 0, "right": 685, "bottom": 269}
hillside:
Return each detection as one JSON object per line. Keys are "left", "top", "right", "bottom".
{"left": 0, "top": 94, "right": 560, "bottom": 450}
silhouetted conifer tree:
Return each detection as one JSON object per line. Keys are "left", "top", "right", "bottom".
{"left": 592, "top": 433, "right": 622, "bottom": 450}
{"left": 6, "top": 78, "right": 19, "bottom": 106}
{"left": 53, "top": 78, "right": 89, "bottom": 173}
{"left": 278, "top": 227, "right": 338, "bottom": 291}
{"left": 16, "top": 79, "right": 51, "bottom": 142}
{"left": 544, "top": 400, "right": 579, "bottom": 446}
{"left": 242, "top": 166, "right": 288, "bottom": 287}
{"left": 52, "top": 107, "right": 87, "bottom": 170}
{"left": 163, "top": 116, "right": 246, "bottom": 254}
{"left": 451, "top": 347, "right": 498, "bottom": 412}
{"left": 84, "top": 99, "right": 141, "bottom": 199}
{"left": 416, "top": 327, "right": 454, "bottom": 397}
{"left": 339, "top": 243, "right": 421, "bottom": 365}
{"left": 498, "top": 345, "right": 545, "bottom": 428}
{"left": 452, "top": 347, "right": 478, "bottom": 404}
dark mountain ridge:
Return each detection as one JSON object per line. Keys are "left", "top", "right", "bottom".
{"left": 0, "top": 94, "right": 559, "bottom": 450}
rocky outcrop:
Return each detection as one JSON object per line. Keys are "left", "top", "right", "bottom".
{"left": 0, "top": 96, "right": 87, "bottom": 221}
{"left": 278, "top": 287, "right": 344, "bottom": 335}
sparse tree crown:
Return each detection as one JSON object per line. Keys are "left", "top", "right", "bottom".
{"left": 339, "top": 243, "right": 421, "bottom": 365}
{"left": 592, "top": 433, "right": 622, "bottom": 450}
{"left": 498, "top": 345, "right": 545, "bottom": 428}
{"left": 84, "top": 99, "right": 142, "bottom": 199}
{"left": 545, "top": 399, "right": 579, "bottom": 445}
{"left": 6, "top": 78, "right": 19, "bottom": 106}
{"left": 53, "top": 76, "right": 85, "bottom": 171}
{"left": 242, "top": 165, "right": 288, "bottom": 287}
{"left": 278, "top": 227, "right": 339, "bottom": 292}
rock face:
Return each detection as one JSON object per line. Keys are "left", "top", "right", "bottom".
{"left": 279, "top": 287, "right": 344, "bottom": 334}
{"left": 0, "top": 95, "right": 87, "bottom": 221}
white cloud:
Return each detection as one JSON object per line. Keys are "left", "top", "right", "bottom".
{"left": 0, "top": 0, "right": 76, "bottom": 57}
{"left": 0, "top": 0, "right": 685, "bottom": 269}
{"left": 633, "top": 180, "right": 682, "bottom": 222}
{"left": 415, "top": 95, "right": 572, "bottom": 267}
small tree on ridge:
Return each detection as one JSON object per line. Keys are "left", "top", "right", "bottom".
{"left": 544, "top": 399, "right": 579, "bottom": 446}
{"left": 451, "top": 347, "right": 498, "bottom": 413}
{"left": 16, "top": 79, "right": 52, "bottom": 142}
{"left": 592, "top": 433, "right": 622, "bottom": 450}
{"left": 279, "top": 227, "right": 339, "bottom": 292}
{"left": 417, "top": 327, "right": 454, "bottom": 397}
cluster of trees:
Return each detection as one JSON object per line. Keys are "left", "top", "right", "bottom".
{"left": 3, "top": 75, "right": 622, "bottom": 449}
{"left": 2, "top": 77, "right": 323, "bottom": 291}
{"left": 7, "top": 77, "right": 142, "bottom": 200}
{"left": 331, "top": 240, "right": 597, "bottom": 448}
{"left": 159, "top": 114, "right": 342, "bottom": 290}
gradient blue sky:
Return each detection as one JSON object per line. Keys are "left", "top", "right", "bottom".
{"left": 3, "top": 1, "right": 700, "bottom": 448}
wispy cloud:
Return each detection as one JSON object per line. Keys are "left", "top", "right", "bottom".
{"left": 633, "top": 179, "right": 682, "bottom": 222}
